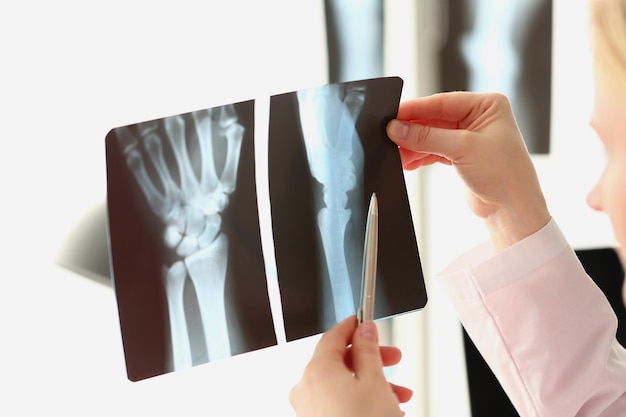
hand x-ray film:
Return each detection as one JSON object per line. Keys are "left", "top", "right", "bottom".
{"left": 105, "top": 76, "right": 427, "bottom": 381}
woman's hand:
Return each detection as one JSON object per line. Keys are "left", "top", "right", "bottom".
{"left": 289, "top": 316, "right": 413, "bottom": 417}
{"left": 387, "top": 92, "right": 551, "bottom": 251}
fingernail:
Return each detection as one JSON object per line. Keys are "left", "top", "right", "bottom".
{"left": 388, "top": 120, "right": 409, "bottom": 139}
{"left": 359, "top": 321, "right": 378, "bottom": 341}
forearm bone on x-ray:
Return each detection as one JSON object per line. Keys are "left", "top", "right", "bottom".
{"left": 297, "top": 84, "right": 366, "bottom": 324}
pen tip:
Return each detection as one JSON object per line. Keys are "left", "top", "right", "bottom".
{"left": 369, "top": 192, "right": 378, "bottom": 214}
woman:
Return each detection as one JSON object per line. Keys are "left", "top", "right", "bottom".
{"left": 289, "top": 0, "right": 626, "bottom": 415}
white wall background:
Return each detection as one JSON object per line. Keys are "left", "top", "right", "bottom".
{"left": 0, "top": 0, "right": 615, "bottom": 416}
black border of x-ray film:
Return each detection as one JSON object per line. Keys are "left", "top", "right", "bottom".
{"left": 105, "top": 76, "right": 427, "bottom": 382}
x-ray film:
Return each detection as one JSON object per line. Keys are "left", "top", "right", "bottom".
{"left": 105, "top": 76, "right": 427, "bottom": 381}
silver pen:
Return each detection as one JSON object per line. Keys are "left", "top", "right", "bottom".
{"left": 358, "top": 192, "right": 379, "bottom": 324}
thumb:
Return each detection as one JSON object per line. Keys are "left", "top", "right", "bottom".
{"left": 351, "top": 321, "right": 385, "bottom": 380}
{"left": 387, "top": 119, "right": 462, "bottom": 162}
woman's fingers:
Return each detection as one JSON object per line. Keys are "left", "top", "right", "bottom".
{"left": 350, "top": 321, "right": 386, "bottom": 380}
{"left": 345, "top": 345, "right": 403, "bottom": 370}
{"left": 398, "top": 148, "right": 452, "bottom": 170}
{"left": 390, "top": 382, "right": 414, "bottom": 404}
{"left": 396, "top": 91, "right": 504, "bottom": 124}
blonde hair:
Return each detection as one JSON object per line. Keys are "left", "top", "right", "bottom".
{"left": 590, "top": 0, "right": 626, "bottom": 92}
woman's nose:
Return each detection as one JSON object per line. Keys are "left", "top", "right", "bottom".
{"left": 586, "top": 179, "right": 604, "bottom": 212}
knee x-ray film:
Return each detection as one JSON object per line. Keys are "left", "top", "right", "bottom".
{"left": 105, "top": 76, "right": 427, "bottom": 381}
